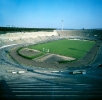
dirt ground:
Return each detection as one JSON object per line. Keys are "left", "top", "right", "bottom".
{"left": 35, "top": 53, "right": 75, "bottom": 63}
{"left": 19, "top": 48, "right": 41, "bottom": 56}
{"left": 9, "top": 41, "right": 102, "bottom": 69}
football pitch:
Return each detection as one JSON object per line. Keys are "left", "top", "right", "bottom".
{"left": 28, "top": 39, "right": 95, "bottom": 60}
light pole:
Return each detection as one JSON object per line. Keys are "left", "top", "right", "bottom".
{"left": 62, "top": 20, "right": 63, "bottom": 31}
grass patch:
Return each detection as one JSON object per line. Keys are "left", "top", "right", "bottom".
{"left": 28, "top": 39, "right": 96, "bottom": 60}
{"left": 58, "top": 60, "right": 74, "bottom": 64}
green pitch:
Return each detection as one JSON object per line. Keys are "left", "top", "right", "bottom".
{"left": 28, "top": 39, "right": 95, "bottom": 60}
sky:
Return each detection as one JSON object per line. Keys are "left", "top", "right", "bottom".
{"left": 0, "top": 0, "right": 102, "bottom": 29}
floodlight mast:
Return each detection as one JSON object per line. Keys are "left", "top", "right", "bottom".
{"left": 62, "top": 20, "right": 63, "bottom": 31}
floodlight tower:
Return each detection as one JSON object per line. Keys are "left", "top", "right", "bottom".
{"left": 61, "top": 20, "right": 63, "bottom": 31}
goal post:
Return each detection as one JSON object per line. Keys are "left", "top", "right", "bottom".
{"left": 43, "top": 48, "right": 45, "bottom": 52}
{"left": 43, "top": 48, "right": 49, "bottom": 53}
{"left": 47, "top": 49, "right": 49, "bottom": 52}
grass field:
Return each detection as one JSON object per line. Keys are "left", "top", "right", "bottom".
{"left": 28, "top": 39, "right": 95, "bottom": 60}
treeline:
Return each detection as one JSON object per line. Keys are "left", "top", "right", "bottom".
{"left": 0, "top": 27, "right": 55, "bottom": 33}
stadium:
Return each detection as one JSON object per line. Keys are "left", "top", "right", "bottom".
{"left": 0, "top": 27, "right": 102, "bottom": 100}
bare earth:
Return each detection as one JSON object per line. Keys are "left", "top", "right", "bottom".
{"left": 19, "top": 48, "right": 41, "bottom": 56}
{"left": 35, "top": 53, "right": 75, "bottom": 63}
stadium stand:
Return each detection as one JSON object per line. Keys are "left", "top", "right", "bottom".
{"left": 57, "top": 30, "right": 102, "bottom": 40}
{"left": 1, "top": 29, "right": 102, "bottom": 47}
{"left": 0, "top": 28, "right": 102, "bottom": 100}
{"left": 0, "top": 30, "right": 58, "bottom": 46}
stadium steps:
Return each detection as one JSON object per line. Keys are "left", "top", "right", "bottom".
{"left": 0, "top": 80, "right": 102, "bottom": 100}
